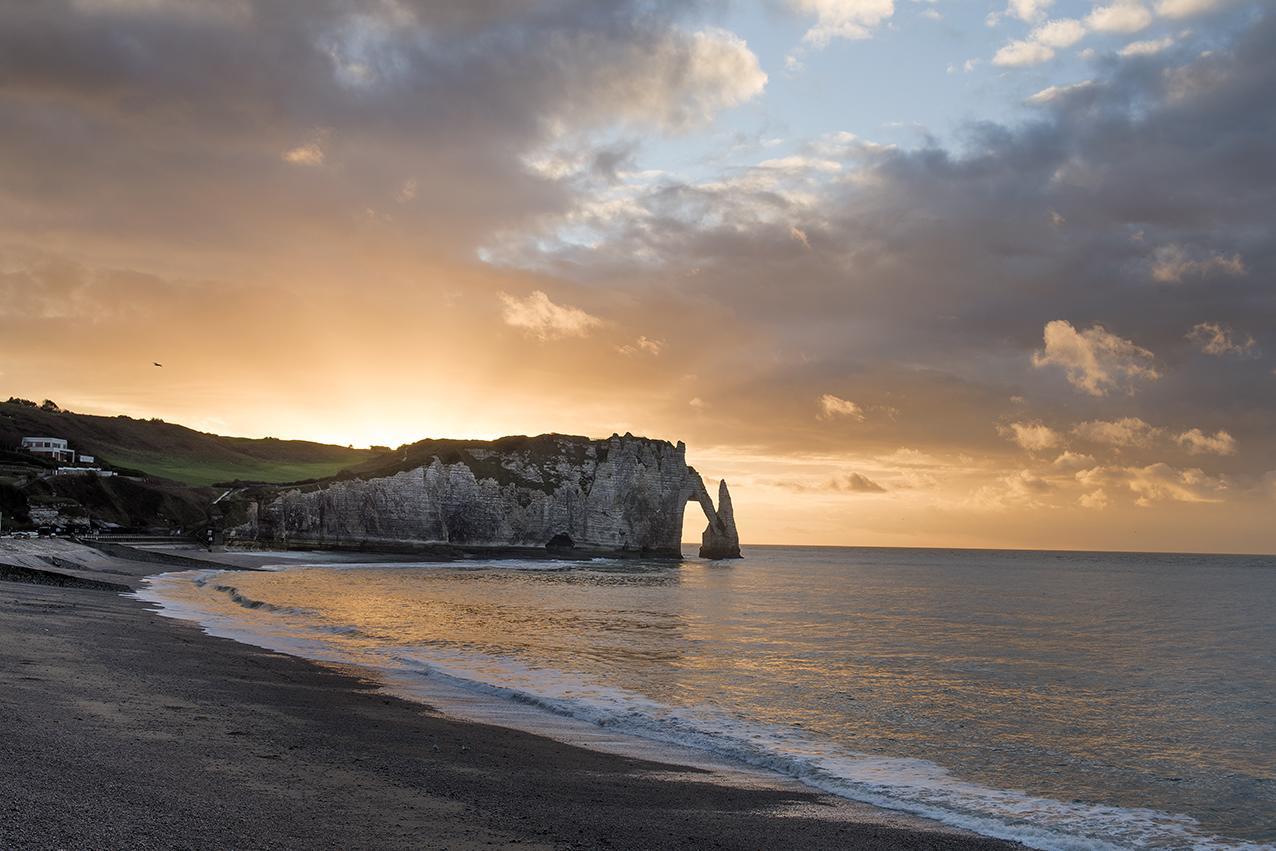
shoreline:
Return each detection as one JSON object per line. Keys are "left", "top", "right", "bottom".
{"left": 0, "top": 540, "right": 1019, "bottom": 850}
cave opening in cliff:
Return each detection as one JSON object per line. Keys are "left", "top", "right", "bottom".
{"left": 545, "top": 533, "right": 575, "bottom": 551}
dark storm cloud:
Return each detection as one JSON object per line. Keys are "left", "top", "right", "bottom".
{"left": 0, "top": 0, "right": 762, "bottom": 265}
{"left": 590, "top": 142, "right": 641, "bottom": 184}
{"left": 493, "top": 10, "right": 1276, "bottom": 467}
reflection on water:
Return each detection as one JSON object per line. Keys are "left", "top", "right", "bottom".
{"left": 142, "top": 547, "right": 1276, "bottom": 849}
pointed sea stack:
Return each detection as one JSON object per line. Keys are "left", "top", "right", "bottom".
{"left": 699, "top": 478, "right": 742, "bottom": 560}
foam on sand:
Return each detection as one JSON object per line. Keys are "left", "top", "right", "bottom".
{"left": 134, "top": 566, "right": 1271, "bottom": 851}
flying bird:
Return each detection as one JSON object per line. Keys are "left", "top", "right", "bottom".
{"left": 153, "top": 362, "right": 163, "bottom": 367}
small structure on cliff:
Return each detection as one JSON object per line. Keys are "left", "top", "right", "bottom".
{"left": 21, "top": 436, "right": 77, "bottom": 464}
{"left": 232, "top": 433, "right": 741, "bottom": 559}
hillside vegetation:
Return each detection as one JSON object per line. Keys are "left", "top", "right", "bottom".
{"left": 0, "top": 400, "right": 375, "bottom": 486}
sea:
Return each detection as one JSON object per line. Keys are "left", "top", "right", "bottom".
{"left": 134, "top": 545, "right": 1276, "bottom": 850}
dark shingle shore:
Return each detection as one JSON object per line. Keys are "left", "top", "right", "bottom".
{"left": 0, "top": 546, "right": 1022, "bottom": 850}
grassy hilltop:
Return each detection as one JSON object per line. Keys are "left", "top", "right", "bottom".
{"left": 0, "top": 399, "right": 375, "bottom": 486}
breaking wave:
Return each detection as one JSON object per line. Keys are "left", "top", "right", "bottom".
{"left": 134, "top": 567, "right": 1271, "bottom": 851}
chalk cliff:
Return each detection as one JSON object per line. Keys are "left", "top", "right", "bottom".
{"left": 232, "top": 433, "right": 741, "bottom": 559}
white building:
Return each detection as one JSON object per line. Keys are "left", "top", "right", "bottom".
{"left": 21, "top": 436, "right": 76, "bottom": 464}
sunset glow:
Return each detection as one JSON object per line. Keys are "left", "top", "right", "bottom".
{"left": 3, "top": 0, "right": 1273, "bottom": 553}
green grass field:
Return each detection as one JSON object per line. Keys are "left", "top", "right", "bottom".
{"left": 104, "top": 451, "right": 370, "bottom": 487}
{"left": 0, "top": 401, "right": 377, "bottom": 488}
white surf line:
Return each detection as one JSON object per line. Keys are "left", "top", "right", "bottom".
{"left": 131, "top": 566, "right": 1272, "bottom": 851}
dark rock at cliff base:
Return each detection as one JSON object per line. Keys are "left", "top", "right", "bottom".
{"left": 699, "top": 479, "right": 742, "bottom": 560}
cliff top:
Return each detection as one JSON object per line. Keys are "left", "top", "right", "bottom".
{"left": 328, "top": 432, "right": 682, "bottom": 494}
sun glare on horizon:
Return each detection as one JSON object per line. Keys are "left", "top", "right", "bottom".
{"left": 2, "top": 0, "right": 1273, "bottom": 553}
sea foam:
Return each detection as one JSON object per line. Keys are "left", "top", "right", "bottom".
{"left": 133, "top": 566, "right": 1273, "bottom": 851}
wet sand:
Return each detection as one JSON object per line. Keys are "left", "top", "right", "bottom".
{"left": 0, "top": 541, "right": 1021, "bottom": 850}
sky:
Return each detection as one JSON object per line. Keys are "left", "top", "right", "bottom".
{"left": 2, "top": 0, "right": 1273, "bottom": 553}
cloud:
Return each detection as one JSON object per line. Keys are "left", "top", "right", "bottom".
{"left": 1069, "top": 420, "right": 1237, "bottom": 456}
{"left": 770, "top": 471, "right": 888, "bottom": 493}
{"left": 1077, "top": 463, "right": 1229, "bottom": 505}
{"left": 498, "top": 291, "right": 601, "bottom": 340}
{"left": 1085, "top": 0, "right": 1153, "bottom": 33}
{"left": 650, "top": 28, "right": 768, "bottom": 129}
{"left": 834, "top": 472, "right": 887, "bottom": 492}
{"left": 1001, "top": 421, "right": 1063, "bottom": 451}
{"left": 970, "top": 469, "right": 1055, "bottom": 510}
{"left": 759, "top": 155, "right": 844, "bottom": 173}
{"left": 282, "top": 130, "right": 329, "bottom": 166}
{"left": 1026, "top": 80, "right": 1098, "bottom": 104}
{"left": 1032, "top": 18, "right": 1088, "bottom": 47}
{"left": 1078, "top": 488, "right": 1109, "bottom": 509}
{"left": 282, "top": 144, "right": 324, "bottom": 166}
{"left": 521, "top": 26, "right": 769, "bottom": 132}
{"left": 1014, "top": 470, "right": 1057, "bottom": 494}
{"left": 791, "top": 0, "right": 896, "bottom": 46}
{"left": 475, "top": 13, "right": 1276, "bottom": 543}
{"left": 1150, "top": 244, "right": 1246, "bottom": 282}
{"left": 3, "top": 2, "right": 1274, "bottom": 551}
{"left": 470, "top": 14, "right": 1274, "bottom": 486}
{"left": 1032, "top": 321, "right": 1160, "bottom": 396}
{"left": 818, "top": 394, "right": 866, "bottom": 421}
{"left": 994, "top": 39, "right": 1056, "bottom": 67}
{"left": 1176, "top": 428, "right": 1237, "bottom": 455}
{"left": 617, "top": 335, "right": 664, "bottom": 356}
{"left": 994, "top": 17, "right": 1086, "bottom": 70}
{"left": 1187, "top": 322, "right": 1258, "bottom": 357}
{"left": 996, "top": 0, "right": 1162, "bottom": 63}
{"left": 0, "top": 0, "right": 770, "bottom": 267}
{"left": 1054, "top": 450, "right": 1098, "bottom": 470}
{"left": 1072, "top": 417, "right": 1159, "bottom": 447}
{"left": 1120, "top": 36, "right": 1175, "bottom": 56}
{"left": 1155, "top": 0, "right": 1231, "bottom": 18}
{"left": 1005, "top": 0, "right": 1056, "bottom": 23}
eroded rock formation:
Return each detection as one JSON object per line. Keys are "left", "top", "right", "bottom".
{"left": 232, "top": 433, "right": 740, "bottom": 559}
{"left": 698, "top": 478, "right": 742, "bottom": 560}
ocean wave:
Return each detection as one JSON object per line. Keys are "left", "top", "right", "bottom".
{"left": 138, "top": 569, "right": 1272, "bottom": 851}
{"left": 211, "top": 583, "right": 311, "bottom": 616}
{"left": 448, "top": 558, "right": 623, "bottom": 572}
{"left": 376, "top": 648, "right": 1267, "bottom": 851}
{"left": 136, "top": 571, "right": 379, "bottom": 646}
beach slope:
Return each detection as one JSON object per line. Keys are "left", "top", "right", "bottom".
{"left": 0, "top": 548, "right": 1019, "bottom": 850}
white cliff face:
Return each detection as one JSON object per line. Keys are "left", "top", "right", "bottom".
{"left": 236, "top": 434, "right": 738, "bottom": 558}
